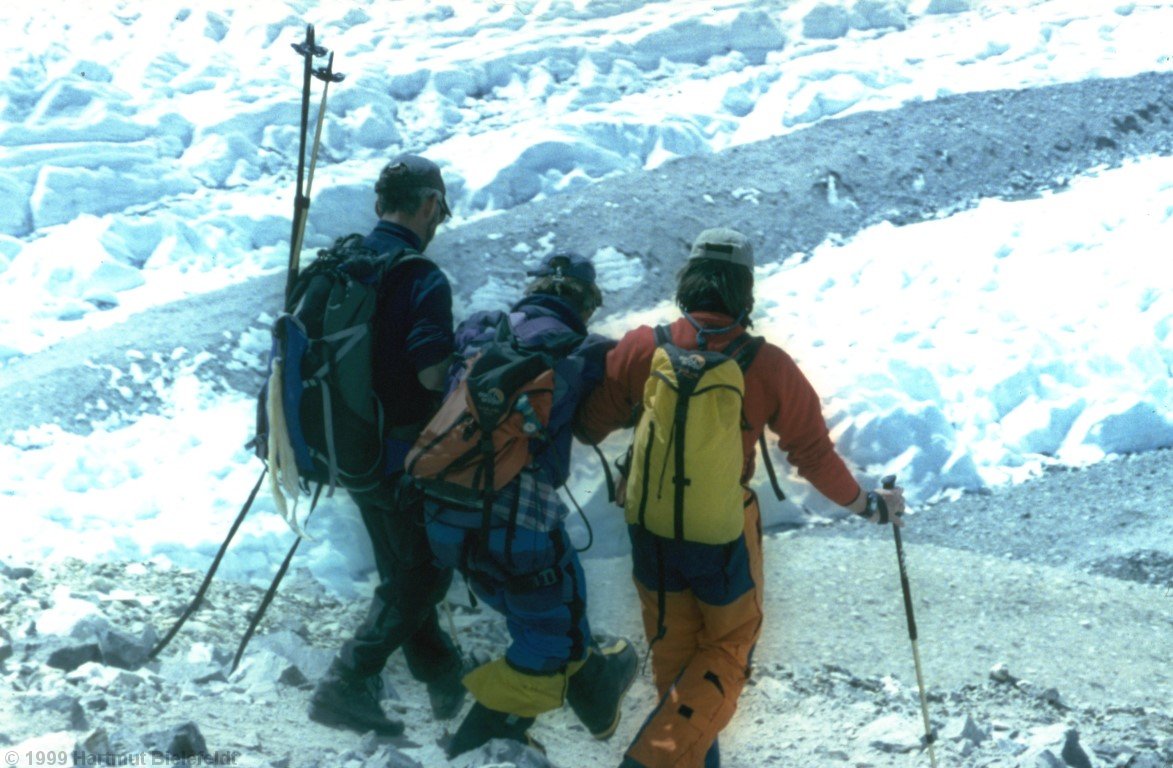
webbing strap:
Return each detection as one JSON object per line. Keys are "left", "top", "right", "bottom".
{"left": 636, "top": 421, "right": 655, "bottom": 529}
{"left": 591, "top": 443, "right": 616, "bottom": 504}
{"left": 653, "top": 324, "right": 672, "bottom": 347}
{"left": 646, "top": 537, "right": 667, "bottom": 667}
{"left": 311, "top": 323, "right": 366, "bottom": 380}
{"left": 759, "top": 434, "right": 786, "bottom": 501}
{"left": 319, "top": 380, "right": 339, "bottom": 496}
{"left": 477, "top": 436, "right": 496, "bottom": 550}
{"left": 672, "top": 391, "right": 690, "bottom": 541}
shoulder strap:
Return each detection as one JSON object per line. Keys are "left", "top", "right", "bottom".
{"left": 729, "top": 335, "right": 786, "bottom": 501}
{"left": 373, "top": 246, "right": 435, "bottom": 290}
{"left": 729, "top": 333, "right": 764, "bottom": 372}
{"left": 653, "top": 324, "right": 672, "bottom": 347}
{"left": 383, "top": 245, "right": 429, "bottom": 271}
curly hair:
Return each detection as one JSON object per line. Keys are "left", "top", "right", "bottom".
{"left": 675, "top": 258, "right": 754, "bottom": 326}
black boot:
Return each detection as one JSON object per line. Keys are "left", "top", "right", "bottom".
{"left": 427, "top": 665, "right": 468, "bottom": 721}
{"left": 567, "top": 636, "right": 638, "bottom": 740}
{"left": 308, "top": 659, "right": 404, "bottom": 736}
{"left": 445, "top": 702, "right": 535, "bottom": 758}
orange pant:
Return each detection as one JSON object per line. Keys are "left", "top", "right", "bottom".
{"left": 624, "top": 494, "right": 765, "bottom": 768}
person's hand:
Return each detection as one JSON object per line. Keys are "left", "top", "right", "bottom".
{"left": 863, "top": 484, "right": 906, "bottom": 527}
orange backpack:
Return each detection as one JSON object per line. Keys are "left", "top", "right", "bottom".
{"left": 406, "top": 317, "right": 557, "bottom": 515}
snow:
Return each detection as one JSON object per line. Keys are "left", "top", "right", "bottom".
{"left": 1, "top": 0, "right": 1171, "bottom": 599}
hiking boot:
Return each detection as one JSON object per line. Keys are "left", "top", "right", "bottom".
{"left": 566, "top": 636, "right": 638, "bottom": 739}
{"left": 427, "top": 666, "right": 468, "bottom": 721}
{"left": 307, "top": 660, "right": 404, "bottom": 737}
{"left": 445, "top": 702, "right": 535, "bottom": 758}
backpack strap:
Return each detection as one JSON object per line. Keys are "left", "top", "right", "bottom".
{"left": 727, "top": 334, "right": 787, "bottom": 502}
{"left": 377, "top": 245, "right": 432, "bottom": 283}
{"left": 591, "top": 443, "right": 616, "bottom": 504}
{"left": 759, "top": 433, "right": 786, "bottom": 501}
{"left": 653, "top": 324, "right": 672, "bottom": 348}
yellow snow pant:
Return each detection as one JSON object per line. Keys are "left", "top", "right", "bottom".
{"left": 624, "top": 492, "right": 765, "bottom": 768}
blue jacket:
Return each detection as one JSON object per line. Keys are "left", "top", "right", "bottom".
{"left": 451, "top": 293, "right": 613, "bottom": 490}
{"left": 363, "top": 221, "right": 454, "bottom": 472}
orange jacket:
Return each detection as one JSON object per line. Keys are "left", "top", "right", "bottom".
{"left": 574, "top": 312, "right": 861, "bottom": 507}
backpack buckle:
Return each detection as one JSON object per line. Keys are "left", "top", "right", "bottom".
{"left": 532, "top": 567, "right": 559, "bottom": 588}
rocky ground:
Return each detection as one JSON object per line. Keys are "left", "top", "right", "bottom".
{"left": 1, "top": 451, "right": 1170, "bottom": 768}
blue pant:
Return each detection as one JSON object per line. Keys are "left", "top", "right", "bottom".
{"left": 426, "top": 504, "right": 592, "bottom": 687}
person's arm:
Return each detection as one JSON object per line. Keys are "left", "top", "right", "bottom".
{"left": 763, "top": 348, "right": 905, "bottom": 524}
{"left": 573, "top": 327, "right": 652, "bottom": 445}
{"left": 404, "top": 265, "right": 456, "bottom": 391}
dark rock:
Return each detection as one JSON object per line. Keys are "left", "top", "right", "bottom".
{"left": 45, "top": 641, "right": 102, "bottom": 671}
{"left": 940, "top": 713, "right": 987, "bottom": 744}
{"left": 1060, "top": 728, "right": 1092, "bottom": 768}
{"left": 21, "top": 692, "right": 82, "bottom": 721}
{"left": 2, "top": 564, "right": 35, "bottom": 579}
{"left": 142, "top": 721, "right": 207, "bottom": 759}
{"left": 74, "top": 727, "right": 145, "bottom": 765}
{"left": 75, "top": 729, "right": 113, "bottom": 763}
{"left": 97, "top": 624, "right": 158, "bottom": 670}
{"left": 277, "top": 665, "right": 308, "bottom": 688}
{"left": 69, "top": 699, "right": 89, "bottom": 731}
{"left": 0, "top": 626, "right": 13, "bottom": 664}
{"left": 194, "top": 666, "right": 229, "bottom": 685}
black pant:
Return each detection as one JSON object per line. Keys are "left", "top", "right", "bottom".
{"left": 337, "top": 473, "right": 460, "bottom": 684}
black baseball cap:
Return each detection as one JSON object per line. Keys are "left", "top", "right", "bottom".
{"left": 526, "top": 251, "right": 598, "bottom": 288}
{"left": 380, "top": 153, "right": 451, "bottom": 218}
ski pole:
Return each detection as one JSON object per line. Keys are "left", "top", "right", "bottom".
{"left": 882, "top": 474, "right": 937, "bottom": 767}
{"left": 286, "top": 24, "right": 326, "bottom": 308}
{"left": 146, "top": 468, "right": 268, "bottom": 662}
{"left": 290, "top": 51, "right": 345, "bottom": 265}
{"left": 231, "top": 486, "right": 322, "bottom": 672}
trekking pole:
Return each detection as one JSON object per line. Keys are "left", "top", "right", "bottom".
{"left": 290, "top": 51, "right": 345, "bottom": 265}
{"left": 230, "top": 487, "right": 322, "bottom": 672}
{"left": 146, "top": 468, "right": 268, "bottom": 662}
{"left": 286, "top": 24, "right": 327, "bottom": 308}
{"left": 882, "top": 474, "right": 937, "bottom": 767}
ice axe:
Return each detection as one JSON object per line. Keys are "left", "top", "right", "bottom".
{"left": 882, "top": 474, "right": 938, "bottom": 766}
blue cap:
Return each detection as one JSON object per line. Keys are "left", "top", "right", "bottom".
{"left": 526, "top": 251, "right": 597, "bottom": 288}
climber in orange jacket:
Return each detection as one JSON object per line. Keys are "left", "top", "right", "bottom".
{"left": 574, "top": 227, "right": 906, "bottom": 768}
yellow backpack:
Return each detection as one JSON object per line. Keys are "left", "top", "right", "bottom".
{"left": 625, "top": 326, "right": 765, "bottom": 544}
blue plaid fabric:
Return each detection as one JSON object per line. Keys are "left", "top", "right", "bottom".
{"left": 423, "top": 470, "right": 566, "bottom": 533}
